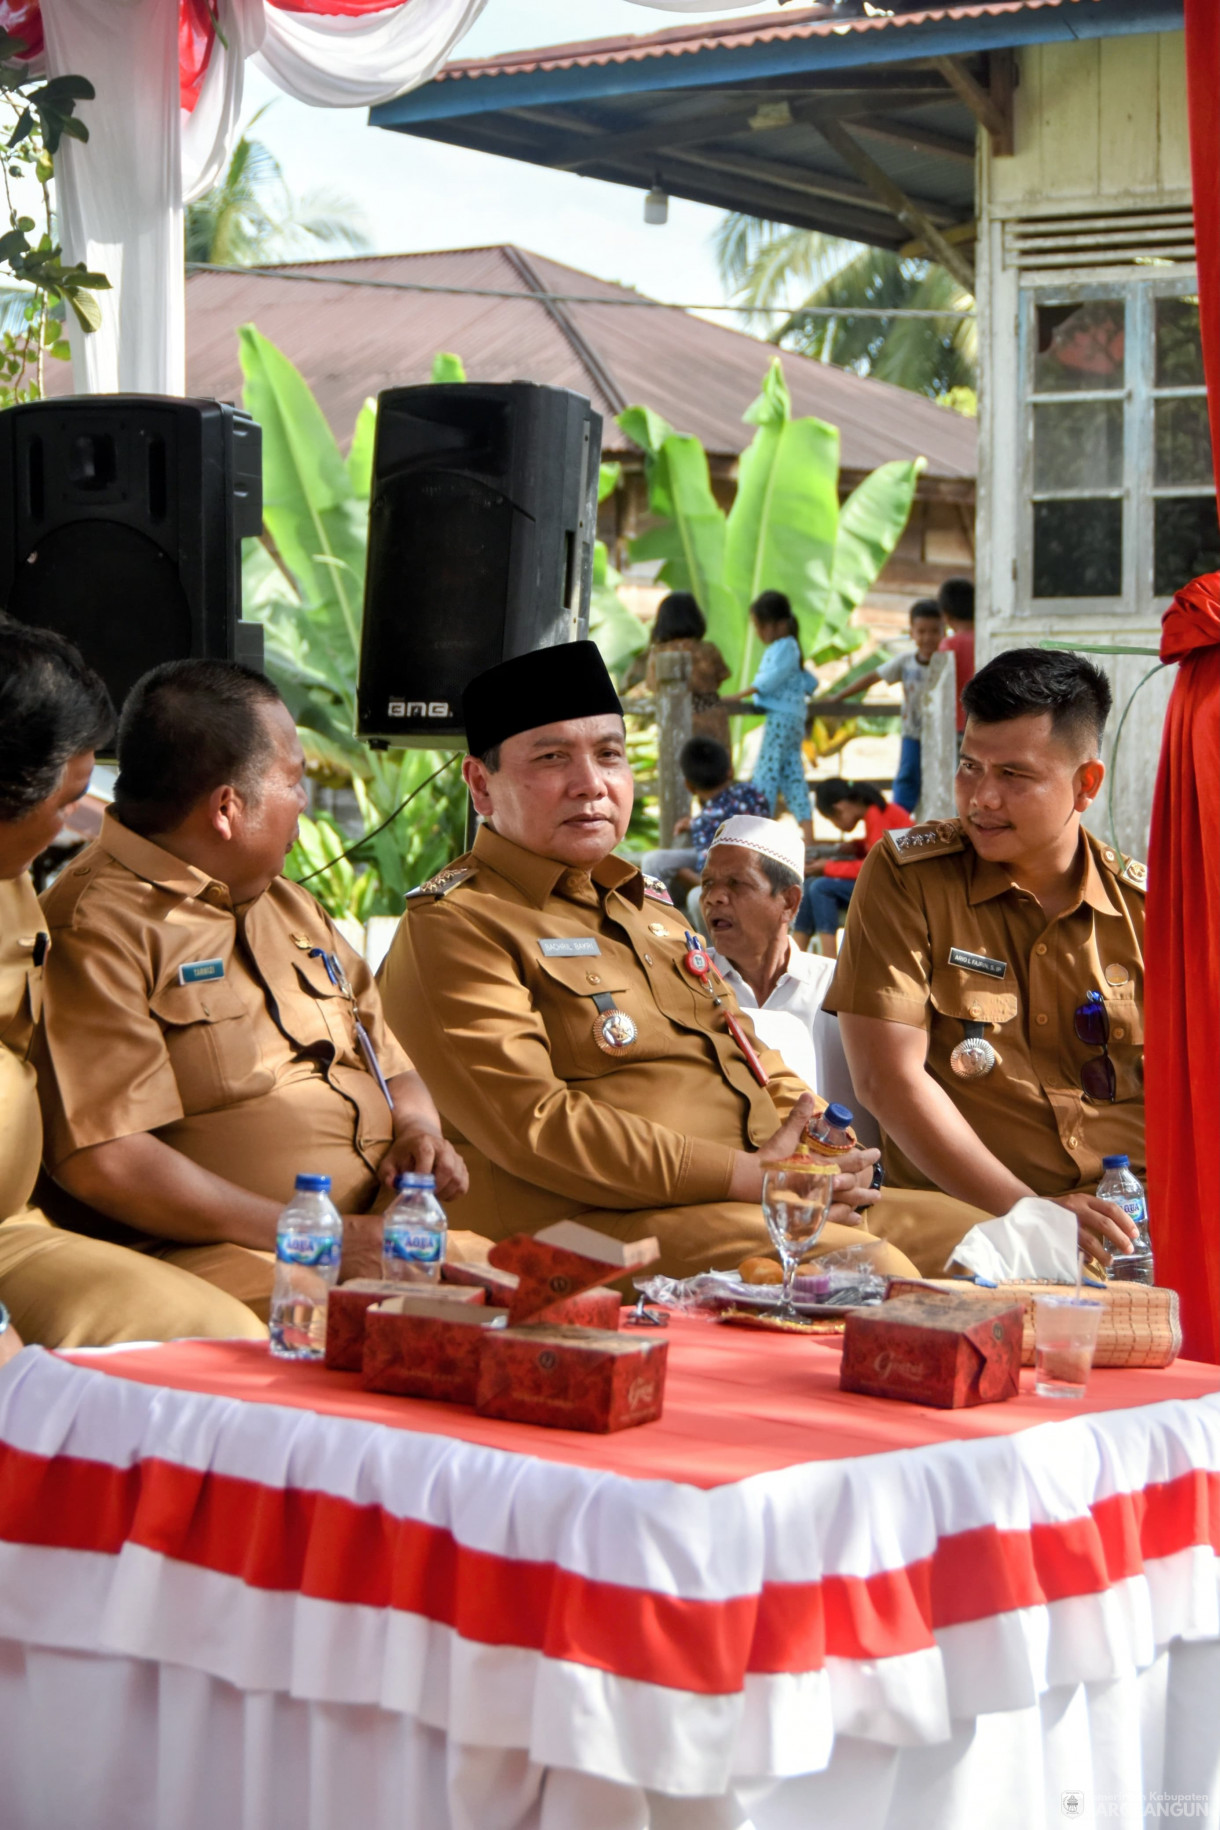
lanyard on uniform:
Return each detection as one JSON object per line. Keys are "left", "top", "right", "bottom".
{"left": 683, "top": 929, "right": 769, "bottom": 1088}
{"left": 309, "top": 948, "right": 394, "bottom": 1110}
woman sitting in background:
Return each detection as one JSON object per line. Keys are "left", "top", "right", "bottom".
{"left": 644, "top": 591, "right": 731, "bottom": 745}
{"left": 793, "top": 778, "right": 913, "bottom": 955}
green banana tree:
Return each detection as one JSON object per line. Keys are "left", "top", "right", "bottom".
{"left": 621, "top": 358, "right": 924, "bottom": 704}
{"left": 239, "top": 327, "right": 466, "bottom": 920}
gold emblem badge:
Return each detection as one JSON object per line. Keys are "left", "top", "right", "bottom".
{"left": 592, "top": 1008, "right": 638, "bottom": 1053}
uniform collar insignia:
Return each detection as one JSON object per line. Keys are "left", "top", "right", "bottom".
{"left": 470, "top": 824, "right": 640, "bottom": 909}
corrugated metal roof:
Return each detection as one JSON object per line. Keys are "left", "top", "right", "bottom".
{"left": 152, "top": 247, "right": 975, "bottom": 480}
{"left": 43, "top": 248, "right": 975, "bottom": 481}
{"left": 431, "top": 1, "right": 1094, "bottom": 84}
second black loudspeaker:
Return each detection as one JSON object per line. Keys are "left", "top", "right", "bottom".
{"left": 357, "top": 381, "right": 602, "bottom": 746}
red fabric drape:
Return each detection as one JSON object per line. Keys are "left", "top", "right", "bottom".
{"left": 1185, "top": 0, "right": 1220, "bottom": 522}
{"left": 1148, "top": 1, "right": 1220, "bottom": 1364}
{"left": 0, "top": 0, "right": 42, "bottom": 59}
{"left": 1146, "top": 581, "right": 1220, "bottom": 1365}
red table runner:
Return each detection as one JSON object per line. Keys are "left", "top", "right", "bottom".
{"left": 65, "top": 1318, "right": 1220, "bottom": 1488}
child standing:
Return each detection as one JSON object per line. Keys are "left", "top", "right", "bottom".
{"left": 720, "top": 590, "right": 816, "bottom": 844}
{"left": 811, "top": 597, "right": 944, "bottom": 813}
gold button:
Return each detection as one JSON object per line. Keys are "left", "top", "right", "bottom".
{"left": 1035, "top": 943, "right": 1047, "bottom": 956}
{"left": 586, "top": 973, "right": 601, "bottom": 984}
{"left": 1113, "top": 1025, "right": 1125, "bottom": 1040}
{"left": 970, "top": 1004, "right": 983, "bottom": 1018}
{"left": 1068, "top": 1135, "right": 1078, "bottom": 1148}
{"left": 644, "top": 953, "right": 654, "bottom": 965}
{"left": 1104, "top": 962, "right": 1129, "bottom": 986}
{"left": 73, "top": 865, "right": 90, "bottom": 876}
{"left": 1036, "top": 1013, "right": 1048, "bottom": 1025}
{"left": 1104, "top": 850, "right": 1115, "bottom": 862}
{"left": 648, "top": 922, "right": 667, "bottom": 937}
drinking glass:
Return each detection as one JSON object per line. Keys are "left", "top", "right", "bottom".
{"left": 761, "top": 1163, "right": 837, "bottom": 1316}
{"left": 1033, "top": 1296, "right": 1103, "bottom": 1399}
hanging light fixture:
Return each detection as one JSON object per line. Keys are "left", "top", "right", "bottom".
{"left": 643, "top": 175, "right": 668, "bottom": 225}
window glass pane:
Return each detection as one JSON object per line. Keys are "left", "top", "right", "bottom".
{"left": 1033, "top": 499, "right": 1122, "bottom": 598}
{"left": 1154, "top": 396, "right": 1214, "bottom": 487}
{"left": 1034, "top": 400, "right": 1123, "bottom": 491}
{"left": 1155, "top": 296, "right": 1205, "bottom": 388}
{"left": 1153, "top": 496, "right": 1220, "bottom": 595}
{"left": 1034, "top": 301, "right": 1125, "bottom": 393}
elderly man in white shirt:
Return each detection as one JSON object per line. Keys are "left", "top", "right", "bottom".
{"left": 700, "top": 815, "right": 880, "bottom": 1147}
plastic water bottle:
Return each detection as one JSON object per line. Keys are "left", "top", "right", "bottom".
{"left": 381, "top": 1174, "right": 447, "bottom": 1285}
{"left": 1096, "top": 1154, "right": 1154, "bottom": 1284}
{"left": 806, "top": 1102, "right": 855, "bottom": 1153}
{"left": 269, "top": 1173, "right": 344, "bottom": 1359}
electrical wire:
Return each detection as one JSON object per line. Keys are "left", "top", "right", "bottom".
{"left": 186, "top": 261, "right": 976, "bottom": 320}
{"left": 292, "top": 752, "right": 461, "bottom": 886}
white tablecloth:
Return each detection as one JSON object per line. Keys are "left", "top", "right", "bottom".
{"left": 0, "top": 1338, "right": 1216, "bottom": 1830}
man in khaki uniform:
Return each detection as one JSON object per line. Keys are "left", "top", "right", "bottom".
{"left": 0, "top": 616, "right": 265, "bottom": 1349}
{"left": 378, "top": 643, "right": 969, "bottom": 1280}
{"left": 36, "top": 659, "right": 466, "bottom": 1319}
{"left": 825, "top": 646, "right": 1142, "bottom": 1274}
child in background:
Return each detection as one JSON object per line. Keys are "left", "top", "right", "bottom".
{"left": 793, "top": 779, "right": 913, "bottom": 955}
{"left": 720, "top": 589, "right": 816, "bottom": 844}
{"left": 811, "top": 598, "right": 944, "bottom": 813}
{"left": 938, "top": 576, "right": 976, "bottom": 741}
{"left": 644, "top": 592, "right": 731, "bottom": 746}
{"left": 640, "top": 736, "right": 768, "bottom": 902}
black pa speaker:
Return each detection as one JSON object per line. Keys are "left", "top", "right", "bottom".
{"left": 0, "top": 395, "right": 263, "bottom": 723}
{"left": 357, "top": 381, "right": 602, "bottom": 746}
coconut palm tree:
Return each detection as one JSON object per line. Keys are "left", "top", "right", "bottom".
{"left": 186, "top": 112, "right": 370, "bottom": 268}
{"left": 714, "top": 216, "right": 977, "bottom": 406}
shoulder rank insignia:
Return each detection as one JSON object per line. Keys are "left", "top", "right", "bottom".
{"left": 887, "top": 820, "right": 965, "bottom": 864}
{"left": 642, "top": 873, "right": 675, "bottom": 906}
{"left": 1119, "top": 857, "right": 1147, "bottom": 892}
{"left": 405, "top": 863, "right": 475, "bottom": 903}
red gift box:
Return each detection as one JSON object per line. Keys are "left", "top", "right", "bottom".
{"left": 839, "top": 1287, "right": 1023, "bottom": 1409}
{"left": 489, "top": 1221, "right": 658, "bottom": 1325}
{"left": 362, "top": 1296, "right": 507, "bottom": 1403}
{"left": 326, "top": 1279, "right": 484, "bottom": 1372}
{"left": 443, "top": 1258, "right": 621, "bottom": 1330}
{"left": 476, "top": 1324, "right": 668, "bottom": 1432}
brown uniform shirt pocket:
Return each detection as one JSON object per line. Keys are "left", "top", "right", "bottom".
{"left": 533, "top": 954, "right": 636, "bottom": 1077}
{"left": 928, "top": 968, "right": 1019, "bottom": 1031}
{"left": 149, "top": 978, "right": 269, "bottom": 1114}
{"left": 1096, "top": 995, "right": 1143, "bottom": 1098}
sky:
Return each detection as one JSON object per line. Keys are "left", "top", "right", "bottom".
{"left": 243, "top": 1, "right": 792, "bottom": 314}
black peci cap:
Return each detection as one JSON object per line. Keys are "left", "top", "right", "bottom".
{"left": 462, "top": 640, "right": 622, "bottom": 756}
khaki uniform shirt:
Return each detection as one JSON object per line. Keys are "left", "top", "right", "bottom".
{"left": 822, "top": 819, "right": 1146, "bottom": 1195}
{"left": 36, "top": 812, "right": 411, "bottom": 1241}
{"left": 0, "top": 875, "right": 47, "bottom": 1220}
{"left": 376, "top": 824, "right": 807, "bottom": 1236}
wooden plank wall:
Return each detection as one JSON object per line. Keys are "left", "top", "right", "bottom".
{"left": 988, "top": 31, "right": 1189, "bottom": 212}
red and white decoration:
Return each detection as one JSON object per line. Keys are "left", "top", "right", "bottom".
{"left": 0, "top": 1327, "right": 1216, "bottom": 1828}
{"left": 0, "top": 0, "right": 774, "bottom": 397}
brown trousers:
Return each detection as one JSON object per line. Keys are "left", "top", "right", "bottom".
{"left": 0, "top": 1213, "right": 268, "bottom": 1347}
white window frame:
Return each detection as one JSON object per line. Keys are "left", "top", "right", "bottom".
{"left": 1015, "top": 269, "right": 1211, "bottom": 621}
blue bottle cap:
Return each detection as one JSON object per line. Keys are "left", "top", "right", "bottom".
{"left": 1101, "top": 1154, "right": 1130, "bottom": 1170}
{"left": 824, "top": 1103, "right": 854, "bottom": 1130}
{"left": 294, "top": 1172, "right": 332, "bottom": 1192}
{"left": 394, "top": 1173, "right": 437, "bottom": 1191}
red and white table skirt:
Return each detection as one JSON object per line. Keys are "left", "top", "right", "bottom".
{"left": 0, "top": 1325, "right": 1216, "bottom": 1829}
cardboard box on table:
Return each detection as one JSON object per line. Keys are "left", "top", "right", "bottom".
{"left": 325, "top": 1279, "right": 485, "bottom": 1372}
{"left": 361, "top": 1223, "right": 667, "bottom": 1432}
{"left": 840, "top": 1285, "right": 1023, "bottom": 1408}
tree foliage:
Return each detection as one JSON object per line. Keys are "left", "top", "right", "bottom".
{"left": 0, "top": 31, "right": 109, "bottom": 406}
{"left": 187, "top": 113, "right": 369, "bottom": 268}
{"left": 714, "top": 217, "right": 976, "bottom": 403}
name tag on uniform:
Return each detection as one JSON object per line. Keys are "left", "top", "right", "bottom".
{"left": 178, "top": 957, "right": 225, "bottom": 985}
{"left": 948, "top": 947, "right": 1008, "bottom": 980}
{"left": 539, "top": 936, "right": 601, "bottom": 958}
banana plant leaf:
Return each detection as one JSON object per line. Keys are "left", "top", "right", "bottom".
{"left": 346, "top": 397, "right": 377, "bottom": 499}
{"left": 239, "top": 324, "right": 368, "bottom": 677}
{"left": 723, "top": 359, "right": 840, "bottom": 692}
{"left": 826, "top": 458, "right": 926, "bottom": 631}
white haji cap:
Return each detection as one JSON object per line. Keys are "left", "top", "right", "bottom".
{"left": 706, "top": 815, "right": 805, "bottom": 879}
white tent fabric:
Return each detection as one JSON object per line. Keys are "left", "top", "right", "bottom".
{"left": 40, "top": 0, "right": 773, "bottom": 396}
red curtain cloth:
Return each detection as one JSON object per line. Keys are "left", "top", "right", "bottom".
{"left": 1146, "top": 581, "right": 1220, "bottom": 1365}
{"left": 1147, "top": 2, "right": 1220, "bottom": 1364}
